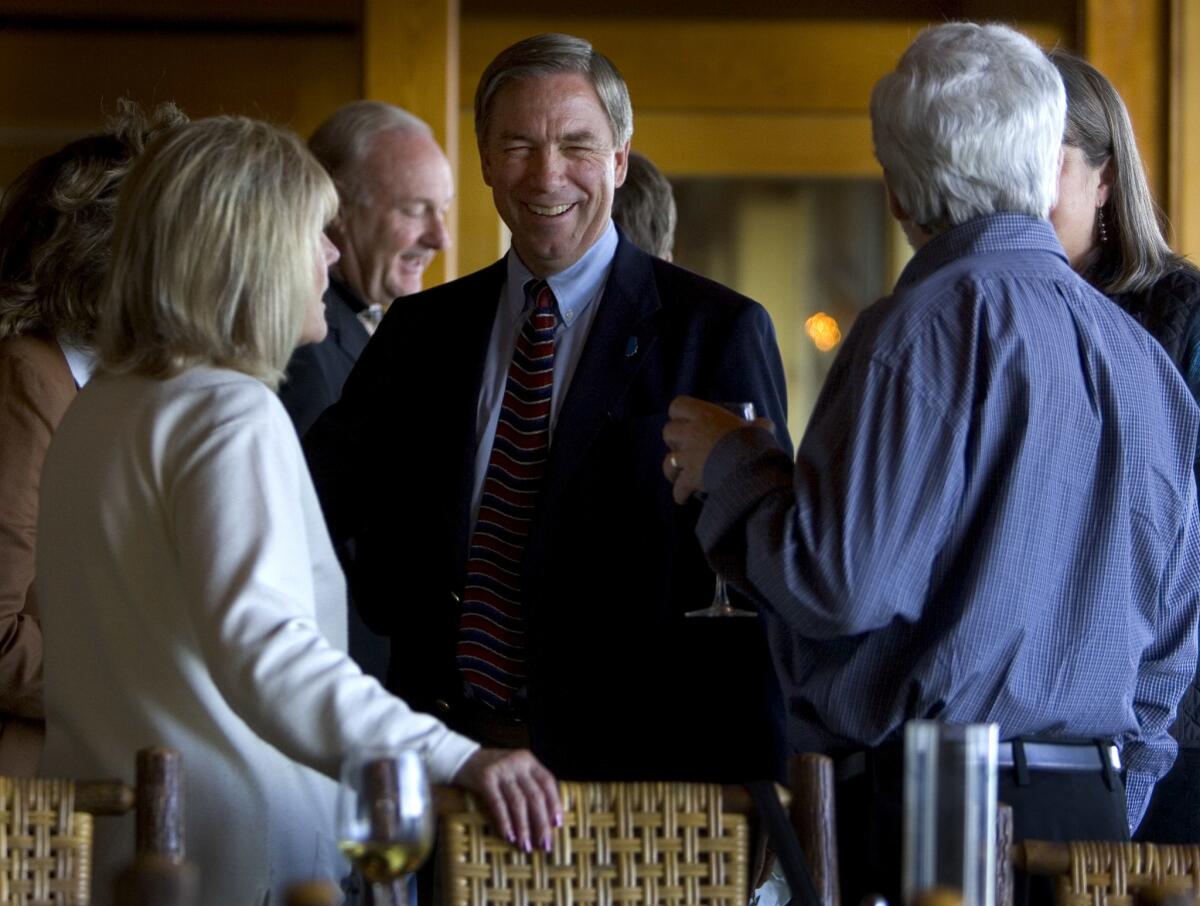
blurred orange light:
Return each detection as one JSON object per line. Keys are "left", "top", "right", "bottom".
{"left": 805, "top": 312, "right": 841, "bottom": 352}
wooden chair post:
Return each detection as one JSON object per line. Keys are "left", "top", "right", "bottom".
{"left": 0, "top": 746, "right": 198, "bottom": 906}
{"left": 114, "top": 747, "right": 198, "bottom": 906}
{"left": 114, "top": 854, "right": 199, "bottom": 906}
{"left": 996, "top": 802, "right": 1014, "bottom": 906}
{"left": 790, "top": 753, "right": 841, "bottom": 906}
{"left": 135, "top": 746, "right": 184, "bottom": 860}
{"left": 284, "top": 880, "right": 341, "bottom": 906}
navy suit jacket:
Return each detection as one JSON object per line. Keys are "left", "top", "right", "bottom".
{"left": 306, "top": 235, "right": 792, "bottom": 782}
{"left": 280, "top": 278, "right": 370, "bottom": 437}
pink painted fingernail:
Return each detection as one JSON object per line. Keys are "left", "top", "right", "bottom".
{"left": 554, "top": 812, "right": 563, "bottom": 827}
{"left": 542, "top": 833, "right": 552, "bottom": 852}
{"left": 505, "top": 832, "right": 516, "bottom": 845}
{"left": 521, "top": 836, "right": 532, "bottom": 853}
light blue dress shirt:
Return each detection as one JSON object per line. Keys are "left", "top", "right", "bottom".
{"left": 469, "top": 220, "right": 619, "bottom": 534}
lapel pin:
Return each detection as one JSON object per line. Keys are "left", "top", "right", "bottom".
{"left": 625, "top": 336, "right": 638, "bottom": 357}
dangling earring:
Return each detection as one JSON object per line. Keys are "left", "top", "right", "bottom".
{"left": 1097, "top": 206, "right": 1109, "bottom": 244}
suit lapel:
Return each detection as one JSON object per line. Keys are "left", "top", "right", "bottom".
{"left": 536, "top": 239, "right": 661, "bottom": 521}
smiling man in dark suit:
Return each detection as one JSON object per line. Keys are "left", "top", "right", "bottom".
{"left": 305, "top": 33, "right": 791, "bottom": 783}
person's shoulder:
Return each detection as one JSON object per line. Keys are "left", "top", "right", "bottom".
{"left": 630, "top": 249, "right": 769, "bottom": 334}
{"left": 1112, "top": 261, "right": 1200, "bottom": 306}
{"left": 1110, "top": 262, "right": 1200, "bottom": 359}
{"left": 0, "top": 336, "right": 75, "bottom": 451}
{"left": 0, "top": 333, "right": 76, "bottom": 412}
{"left": 145, "top": 368, "right": 304, "bottom": 468}
{"left": 0, "top": 330, "right": 61, "bottom": 361}
{"left": 371, "top": 260, "right": 507, "bottom": 343}
{"left": 850, "top": 244, "right": 1077, "bottom": 378}
{"left": 394, "top": 259, "right": 508, "bottom": 307}
{"left": 0, "top": 332, "right": 72, "bottom": 379}
{"left": 152, "top": 367, "right": 283, "bottom": 431}
{"left": 647, "top": 256, "right": 753, "bottom": 306}
{"left": 1153, "top": 261, "right": 1200, "bottom": 294}
{"left": 1145, "top": 262, "right": 1200, "bottom": 318}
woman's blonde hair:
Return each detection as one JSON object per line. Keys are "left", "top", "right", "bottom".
{"left": 99, "top": 117, "right": 337, "bottom": 389}
{"left": 0, "top": 99, "right": 186, "bottom": 342}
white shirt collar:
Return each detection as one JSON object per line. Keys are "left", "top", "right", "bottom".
{"left": 57, "top": 339, "right": 97, "bottom": 388}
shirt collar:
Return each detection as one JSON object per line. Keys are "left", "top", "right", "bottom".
{"left": 896, "top": 213, "right": 1068, "bottom": 290}
{"left": 56, "top": 338, "right": 96, "bottom": 388}
{"left": 504, "top": 220, "right": 619, "bottom": 326}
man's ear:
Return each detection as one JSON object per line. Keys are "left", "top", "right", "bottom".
{"left": 613, "top": 141, "right": 630, "bottom": 189}
{"left": 883, "top": 174, "right": 910, "bottom": 223}
{"left": 479, "top": 142, "right": 493, "bottom": 188}
{"left": 882, "top": 171, "right": 933, "bottom": 251}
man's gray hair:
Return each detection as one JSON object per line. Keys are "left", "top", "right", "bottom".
{"left": 308, "top": 100, "right": 432, "bottom": 205}
{"left": 870, "top": 22, "right": 1065, "bottom": 232}
{"left": 474, "top": 33, "right": 633, "bottom": 147}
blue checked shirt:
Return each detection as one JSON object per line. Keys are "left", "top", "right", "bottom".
{"left": 698, "top": 214, "right": 1200, "bottom": 831}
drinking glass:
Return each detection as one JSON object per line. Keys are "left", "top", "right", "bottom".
{"left": 685, "top": 401, "right": 759, "bottom": 618}
{"left": 336, "top": 747, "right": 433, "bottom": 906}
{"left": 903, "top": 721, "right": 998, "bottom": 906}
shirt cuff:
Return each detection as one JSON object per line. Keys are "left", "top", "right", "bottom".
{"left": 1124, "top": 770, "right": 1155, "bottom": 835}
{"left": 424, "top": 731, "right": 482, "bottom": 785}
{"left": 696, "top": 425, "right": 793, "bottom": 556}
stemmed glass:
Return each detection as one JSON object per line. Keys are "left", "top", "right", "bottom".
{"left": 336, "top": 747, "right": 433, "bottom": 906}
{"left": 685, "top": 401, "right": 759, "bottom": 618}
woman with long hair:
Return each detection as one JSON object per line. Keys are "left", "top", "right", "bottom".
{"left": 37, "top": 117, "right": 559, "bottom": 904}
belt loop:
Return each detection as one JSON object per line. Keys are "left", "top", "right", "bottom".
{"left": 1095, "top": 739, "right": 1116, "bottom": 791}
{"left": 1012, "top": 738, "right": 1031, "bottom": 787}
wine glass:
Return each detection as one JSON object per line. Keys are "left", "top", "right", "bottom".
{"left": 336, "top": 747, "right": 433, "bottom": 906}
{"left": 685, "top": 400, "right": 759, "bottom": 618}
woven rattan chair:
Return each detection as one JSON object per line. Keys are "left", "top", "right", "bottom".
{"left": 0, "top": 777, "right": 94, "bottom": 905}
{"left": 1011, "top": 841, "right": 1200, "bottom": 906}
{"left": 434, "top": 753, "right": 840, "bottom": 906}
{"left": 0, "top": 747, "right": 185, "bottom": 906}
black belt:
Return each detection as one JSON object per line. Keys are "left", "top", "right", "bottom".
{"left": 836, "top": 739, "right": 1121, "bottom": 783}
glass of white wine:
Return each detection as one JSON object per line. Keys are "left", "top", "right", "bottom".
{"left": 685, "top": 400, "right": 759, "bottom": 618}
{"left": 337, "top": 747, "right": 433, "bottom": 906}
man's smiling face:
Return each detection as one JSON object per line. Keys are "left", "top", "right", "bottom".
{"left": 480, "top": 71, "right": 629, "bottom": 277}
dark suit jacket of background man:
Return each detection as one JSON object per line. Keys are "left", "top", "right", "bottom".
{"left": 305, "top": 234, "right": 793, "bottom": 782}
{"left": 279, "top": 277, "right": 370, "bottom": 437}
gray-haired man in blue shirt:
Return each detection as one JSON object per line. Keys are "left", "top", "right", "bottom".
{"left": 664, "top": 21, "right": 1200, "bottom": 905}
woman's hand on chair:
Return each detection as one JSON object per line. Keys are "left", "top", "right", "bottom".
{"left": 453, "top": 748, "right": 562, "bottom": 853}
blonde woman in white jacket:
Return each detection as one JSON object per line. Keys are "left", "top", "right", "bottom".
{"left": 37, "top": 116, "right": 559, "bottom": 906}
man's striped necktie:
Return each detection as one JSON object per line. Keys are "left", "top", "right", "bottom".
{"left": 456, "top": 280, "right": 557, "bottom": 709}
